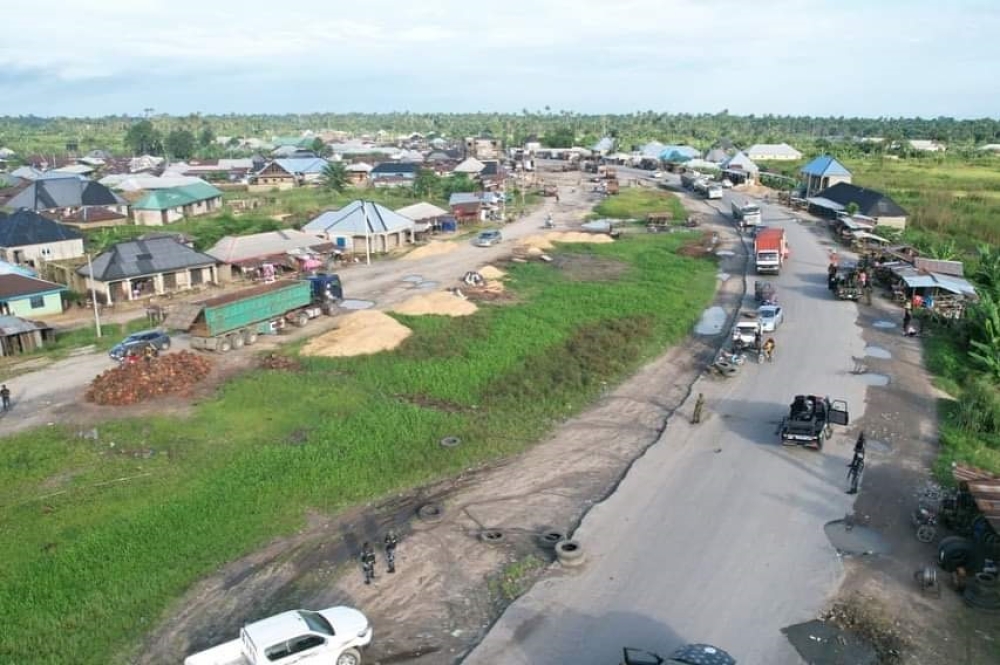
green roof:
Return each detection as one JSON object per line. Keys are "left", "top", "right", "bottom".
{"left": 134, "top": 182, "right": 223, "bottom": 211}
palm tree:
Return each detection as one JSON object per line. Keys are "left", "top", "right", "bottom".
{"left": 321, "top": 162, "right": 349, "bottom": 192}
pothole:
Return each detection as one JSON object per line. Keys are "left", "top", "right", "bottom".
{"left": 340, "top": 299, "right": 376, "bottom": 310}
{"left": 824, "top": 519, "right": 890, "bottom": 556}
{"left": 872, "top": 320, "right": 896, "bottom": 329}
{"left": 418, "top": 281, "right": 439, "bottom": 289}
{"left": 864, "top": 345, "right": 891, "bottom": 359}
{"left": 401, "top": 275, "right": 424, "bottom": 283}
{"left": 694, "top": 306, "right": 727, "bottom": 335}
{"left": 858, "top": 373, "right": 890, "bottom": 386}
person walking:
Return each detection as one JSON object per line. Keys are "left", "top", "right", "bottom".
{"left": 1, "top": 384, "right": 10, "bottom": 412}
{"left": 360, "top": 542, "right": 376, "bottom": 585}
{"left": 384, "top": 531, "right": 399, "bottom": 574}
{"left": 692, "top": 393, "right": 705, "bottom": 424}
{"left": 903, "top": 308, "right": 912, "bottom": 331}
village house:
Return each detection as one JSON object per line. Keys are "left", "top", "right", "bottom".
{"left": 344, "top": 162, "right": 373, "bottom": 186}
{"left": 720, "top": 151, "right": 759, "bottom": 185}
{"left": 162, "top": 158, "right": 262, "bottom": 183}
{"left": 908, "top": 139, "right": 947, "bottom": 152}
{"left": 250, "top": 157, "right": 329, "bottom": 191}
{"left": 206, "top": 229, "right": 338, "bottom": 281}
{"left": 746, "top": 143, "right": 803, "bottom": 161}
{"left": 56, "top": 207, "right": 129, "bottom": 230}
{"left": 0, "top": 209, "right": 85, "bottom": 267}
{"left": 464, "top": 135, "right": 503, "bottom": 160}
{"left": 800, "top": 155, "right": 852, "bottom": 198}
{"left": 0, "top": 313, "right": 56, "bottom": 356}
{"left": 808, "top": 182, "right": 908, "bottom": 230}
{"left": 77, "top": 237, "right": 220, "bottom": 304}
{"left": 2, "top": 174, "right": 129, "bottom": 218}
{"left": 369, "top": 162, "right": 420, "bottom": 187}
{"left": 132, "top": 182, "right": 224, "bottom": 226}
{"left": 303, "top": 200, "right": 414, "bottom": 254}
{"left": 0, "top": 273, "right": 67, "bottom": 317}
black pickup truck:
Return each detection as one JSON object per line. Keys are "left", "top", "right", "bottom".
{"left": 779, "top": 395, "right": 850, "bottom": 450}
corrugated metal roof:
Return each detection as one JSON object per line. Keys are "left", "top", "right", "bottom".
{"left": 269, "top": 157, "right": 329, "bottom": 175}
{"left": 914, "top": 257, "right": 964, "bottom": 277}
{"left": 396, "top": 202, "right": 449, "bottom": 221}
{"left": 721, "top": 151, "right": 759, "bottom": 172}
{"left": 206, "top": 230, "right": 333, "bottom": 264}
{"left": 303, "top": 200, "right": 415, "bottom": 236}
{"left": 806, "top": 196, "right": 845, "bottom": 211}
{"left": 889, "top": 265, "right": 977, "bottom": 296}
{"left": 800, "top": 154, "right": 851, "bottom": 177}
{"left": 133, "top": 183, "right": 223, "bottom": 211}
{"left": 746, "top": 143, "right": 802, "bottom": 159}
{"left": 0, "top": 315, "right": 51, "bottom": 336}
{"left": 79, "top": 237, "right": 217, "bottom": 281}
{"left": 953, "top": 464, "right": 1000, "bottom": 533}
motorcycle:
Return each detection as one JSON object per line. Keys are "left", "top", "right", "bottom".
{"left": 543, "top": 214, "right": 555, "bottom": 229}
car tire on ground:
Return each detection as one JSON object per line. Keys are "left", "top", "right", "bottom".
{"left": 938, "top": 537, "right": 974, "bottom": 572}
{"left": 537, "top": 528, "right": 565, "bottom": 549}
{"left": 336, "top": 648, "right": 362, "bottom": 665}
{"left": 417, "top": 503, "right": 444, "bottom": 523}
{"left": 555, "top": 539, "right": 585, "bottom": 567}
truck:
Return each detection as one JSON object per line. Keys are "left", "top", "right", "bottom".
{"left": 165, "top": 275, "right": 342, "bottom": 353}
{"left": 731, "top": 200, "right": 762, "bottom": 230}
{"left": 779, "top": 395, "right": 850, "bottom": 450}
{"left": 183, "top": 606, "right": 372, "bottom": 665}
{"left": 753, "top": 227, "right": 787, "bottom": 274}
{"left": 706, "top": 184, "right": 723, "bottom": 200}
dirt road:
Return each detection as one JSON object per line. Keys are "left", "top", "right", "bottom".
{"left": 0, "top": 177, "right": 595, "bottom": 437}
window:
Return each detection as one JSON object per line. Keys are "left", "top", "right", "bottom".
{"left": 30, "top": 296, "right": 45, "bottom": 309}
{"left": 265, "top": 635, "right": 325, "bottom": 662}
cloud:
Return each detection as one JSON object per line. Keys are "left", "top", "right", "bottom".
{"left": 0, "top": 0, "right": 997, "bottom": 117}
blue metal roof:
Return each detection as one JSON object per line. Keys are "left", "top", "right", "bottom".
{"left": 800, "top": 154, "right": 851, "bottom": 177}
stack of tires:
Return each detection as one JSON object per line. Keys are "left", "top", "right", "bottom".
{"left": 938, "top": 536, "right": 1000, "bottom": 612}
{"left": 963, "top": 572, "right": 1000, "bottom": 613}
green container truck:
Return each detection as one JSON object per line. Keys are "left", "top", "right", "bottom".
{"left": 165, "top": 276, "right": 342, "bottom": 352}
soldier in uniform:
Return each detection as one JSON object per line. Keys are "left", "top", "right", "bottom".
{"left": 384, "top": 531, "right": 399, "bottom": 574}
{"left": 360, "top": 542, "right": 376, "bottom": 585}
{"left": 692, "top": 393, "right": 705, "bottom": 424}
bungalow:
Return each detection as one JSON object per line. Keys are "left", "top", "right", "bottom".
{"left": 132, "top": 182, "right": 224, "bottom": 226}
{"left": 3, "top": 174, "right": 129, "bottom": 218}
{"left": 720, "top": 152, "right": 759, "bottom": 185}
{"left": 452, "top": 157, "right": 486, "bottom": 176}
{"left": 746, "top": 143, "right": 802, "bottom": 161}
{"left": 77, "top": 237, "right": 220, "bottom": 304}
{"left": 370, "top": 162, "right": 420, "bottom": 187}
{"left": 345, "top": 162, "right": 373, "bottom": 186}
{"left": 909, "top": 139, "right": 946, "bottom": 152}
{"left": 395, "top": 201, "right": 453, "bottom": 235}
{"left": 303, "top": 200, "right": 414, "bottom": 254}
{"left": 478, "top": 160, "right": 506, "bottom": 189}
{"left": 206, "top": 229, "right": 338, "bottom": 281}
{"left": 800, "top": 155, "right": 852, "bottom": 197}
{"left": 808, "top": 182, "right": 908, "bottom": 230}
{"left": 0, "top": 274, "right": 66, "bottom": 317}
{"left": 448, "top": 192, "right": 492, "bottom": 222}
{"left": 464, "top": 136, "right": 503, "bottom": 160}
{"left": 0, "top": 209, "right": 85, "bottom": 267}
{"left": 250, "top": 157, "right": 329, "bottom": 191}
{"left": 56, "top": 206, "right": 130, "bottom": 230}
{"left": 162, "top": 158, "right": 260, "bottom": 182}
{"left": 659, "top": 145, "right": 701, "bottom": 163}
{"left": 0, "top": 314, "right": 56, "bottom": 356}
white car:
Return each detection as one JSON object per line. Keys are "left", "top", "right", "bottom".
{"left": 184, "top": 606, "right": 372, "bottom": 665}
{"left": 757, "top": 305, "right": 784, "bottom": 331}
{"left": 651, "top": 170, "right": 664, "bottom": 179}
{"left": 474, "top": 230, "right": 503, "bottom": 247}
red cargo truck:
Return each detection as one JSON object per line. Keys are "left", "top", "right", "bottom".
{"left": 754, "top": 228, "right": 788, "bottom": 274}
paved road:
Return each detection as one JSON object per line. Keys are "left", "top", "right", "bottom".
{"left": 465, "top": 179, "right": 870, "bottom": 665}
{"left": 0, "top": 176, "right": 596, "bottom": 436}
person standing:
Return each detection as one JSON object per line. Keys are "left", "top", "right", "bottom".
{"left": 692, "top": 393, "right": 705, "bottom": 424}
{"left": 1, "top": 384, "right": 10, "bottom": 412}
{"left": 384, "top": 531, "right": 399, "bottom": 574}
{"left": 903, "top": 307, "right": 912, "bottom": 331}
{"left": 360, "top": 542, "right": 376, "bottom": 585}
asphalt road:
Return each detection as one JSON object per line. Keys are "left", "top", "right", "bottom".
{"left": 0, "top": 176, "right": 596, "bottom": 436}
{"left": 464, "top": 179, "right": 871, "bottom": 665}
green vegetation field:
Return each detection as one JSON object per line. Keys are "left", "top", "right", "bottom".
{"left": 593, "top": 186, "right": 688, "bottom": 221}
{"left": 0, "top": 233, "right": 716, "bottom": 664}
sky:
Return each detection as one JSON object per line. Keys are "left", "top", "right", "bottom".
{"left": 1, "top": 0, "right": 998, "bottom": 119}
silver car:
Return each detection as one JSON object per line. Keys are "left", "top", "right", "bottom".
{"left": 757, "top": 305, "right": 784, "bottom": 332}
{"left": 474, "top": 230, "right": 503, "bottom": 247}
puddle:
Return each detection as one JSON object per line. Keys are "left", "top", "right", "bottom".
{"left": 866, "top": 439, "right": 891, "bottom": 454}
{"left": 872, "top": 320, "right": 896, "bottom": 329}
{"left": 717, "top": 272, "right": 731, "bottom": 281}
{"left": 418, "top": 281, "right": 439, "bottom": 289}
{"left": 857, "top": 373, "right": 890, "bottom": 386}
{"left": 864, "top": 345, "right": 891, "bottom": 359}
{"left": 783, "top": 620, "right": 877, "bottom": 665}
{"left": 715, "top": 250, "right": 735, "bottom": 257}
{"left": 340, "top": 299, "right": 375, "bottom": 310}
{"left": 824, "top": 519, "right": 890, "bottom": 556}
{"left": 401, "top": 275, "right": 424, "bottom": 283}
{"left": 694, "top": 306, "right": 727, "bottom": 335}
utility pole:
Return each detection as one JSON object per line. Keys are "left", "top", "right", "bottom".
{"left": 86, "top": 253, "right": 102, "bottom": 338}
{"left": 361, "top": 201, "right": 372, "bottom": 266}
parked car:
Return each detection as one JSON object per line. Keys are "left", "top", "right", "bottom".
{"left": 474, "top": 230, "right": 504, "bottom": 247}
{"left": 109, "top": 330, "right": 171, "bottom": 361}
{"left": 650, "top": 170, "right": 664, "bottom": 179}
{"left": 184, "top": 606, "right": 372, "bottom": 665}
{"left": 757, "top": 304, "right": 784, "bottom": 331}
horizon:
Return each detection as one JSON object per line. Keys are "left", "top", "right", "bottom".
{"left": 2, "top": 0, "right": 998, "bottom": 119}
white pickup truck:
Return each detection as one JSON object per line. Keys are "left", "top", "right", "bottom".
{"left": 184, "top": 606, "right": 372, "bottom": 665}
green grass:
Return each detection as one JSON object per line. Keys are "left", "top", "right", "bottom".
{"left": 593, "top": 187, "right": 687, "bottom": 221}
{"left": 488, "top": 555, "right": 547, "bottom": 603}
{"left": 923, "top": 322, "right": 1000, "bottom": 477}
{"left": 0, "top": 233, "right": 717, "bottom": 664}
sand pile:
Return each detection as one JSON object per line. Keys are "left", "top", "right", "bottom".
{"left": 392, "top": 291, "right": 478, "bottom": 316}
{"left": 403, "top": 241, "right": 458, "bottom": 261}
{"left": 301, "top": 310, "right": 412, "bottom": 357}
{"left": 518, "top": 232, "right": 615, "bottom": 250}
{"left": 478, "top": 265, "right": 506, "bottom": 280}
